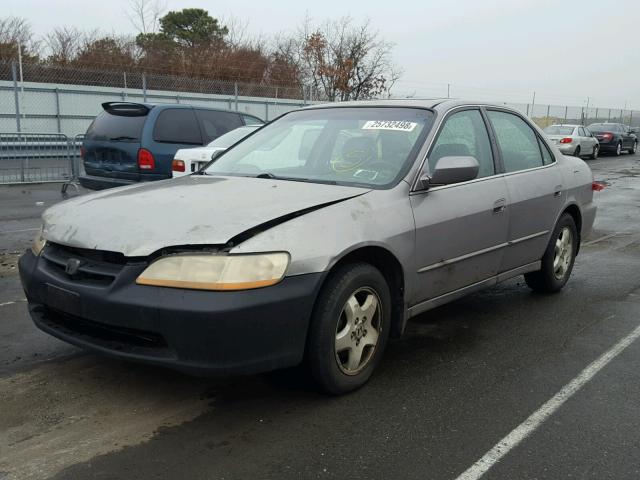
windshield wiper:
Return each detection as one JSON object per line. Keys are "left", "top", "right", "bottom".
{"left": 254, "top": 172, "right": 337, "bottom": 185}
{"left": 109, "top": 136, "right": 138, "bottom": 141}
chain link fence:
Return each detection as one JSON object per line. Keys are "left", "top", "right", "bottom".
{"left": 1, "top": 60, "right": 639, "bottom": 185}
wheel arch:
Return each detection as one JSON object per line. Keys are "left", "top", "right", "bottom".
{"left": 560, "top": 203, "right": 583, "bottom": 254}
{"left": 319, "top": 244, "right": 407, "bottom": 339}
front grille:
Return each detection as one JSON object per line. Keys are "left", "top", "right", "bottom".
{"left": 41, "top": 243, "right": 131, "bottom": 286}
{"left": 37, "top": 305, "right": 173, "bottom": 358}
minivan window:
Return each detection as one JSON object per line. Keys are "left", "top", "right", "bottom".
{"left": 207, "top": 126, "right": 259, "bottom": 148}
{"left": 242, "top": 114, "right": 263, "bottom": 125}
{"left": 154, "top": 109, "right": 202, "bottom": 144}
{"left": 487, "top": 110, "right": 544, "bottom": 173}
{"left": 205, "top": 107, "right": 435, "bottom": 188}
{"left": 196, "top": 110, "right": 243, "bottom": 143}
{"left": 428, "top": 109, "right": 495, "bottom": 179}
{"left": 85, "top": 111, "right": 146, "bottom": 142}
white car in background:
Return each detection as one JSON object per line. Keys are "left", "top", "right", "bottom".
{"left": 543, "top": 124, "right": 599, "bottom": 159}
{"left": 172, "top": 125, "right": 262, "bottom": 177}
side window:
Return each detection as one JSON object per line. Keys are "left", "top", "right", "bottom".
{"left": 196, "top": 110, "right": 243, "bottom": 143}
{"left": 584, "top": 127, "right": 592, "bottom": 137}
{"left": 242, "top": 114, "right": 263, "bottom": 125}
{"left": 428, "top": 109, "right": 495, "bottom": 179}
{"left": 486, "top": 110, "right": 544, "bottom": 173}
{"left": 153, "top": 109, "right": 201, "bottom": 144}
{"left": 539, "top": 138, "right": 555, "bottom": 165}
{"left": 578, "top": 127, "right": 586, "bottom": 137}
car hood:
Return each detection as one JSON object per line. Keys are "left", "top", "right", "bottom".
{"left": 43, "top": 175, "right": 370, "bottom": 257}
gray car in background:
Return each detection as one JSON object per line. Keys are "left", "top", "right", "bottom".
{"left": 543, "top": 124, "right": 600, "bottom": 158}
{"left": 19, "top": 99, "right": 597, "bottom": 394}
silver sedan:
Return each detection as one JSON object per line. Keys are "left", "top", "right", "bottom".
{"left": 543, "top": 124, "right": 600, "bottom": 159}
{"left": 19, "top": 100, "right": 598, "bottom": 394}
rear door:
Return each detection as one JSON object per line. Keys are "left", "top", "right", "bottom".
{"left": 486, "top": 109, "right": 564, "bottom": 272}
{"left": 151, "top": 108, "right": 203, "bottom": 177}
{"left": 83, "top": 104, "right": 148, "bottom": 181}
{"left": 578, "top": 127, "right": 590, "bottom": 152}
{"left": 410, "top": 108, "right": 510, "bottom": 303}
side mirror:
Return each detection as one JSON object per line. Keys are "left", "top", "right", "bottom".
{"left": 419, "top": 156, "right": 480, "bottom": 189}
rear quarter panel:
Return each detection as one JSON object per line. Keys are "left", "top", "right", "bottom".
{"left": 558, "top": 155, "right": 596, "bottom": 241}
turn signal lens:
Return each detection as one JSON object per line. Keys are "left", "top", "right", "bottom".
{"left": 559, "top": 137, "right": 573, "bottom": 144}
{"left": 32, "top": 226, "right": 46, "bottom": 256}
{"left": 136, "top": 253, "right": 290, "bottom": 291}
{"left": 172, "top": 159, "right": 185, "bottom": 172}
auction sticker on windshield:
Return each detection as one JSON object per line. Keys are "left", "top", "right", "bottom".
{"left": 362, "top": 120, "right": 417, "bottom": 131}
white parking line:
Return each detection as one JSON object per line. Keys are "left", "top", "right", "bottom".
{"left": 454, "top": 321, "right": 640, "bottom": 480}
{"left": 0, "top": 299, "right": 26, "bottom": 307}
{"left": 582, "top": 232, "right": 619, "bottom": 246}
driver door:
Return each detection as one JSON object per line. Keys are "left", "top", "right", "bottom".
{"left": 410, "top": 108, "right": 510, "bottom": 305}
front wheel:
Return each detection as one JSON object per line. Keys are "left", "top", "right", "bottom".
{"left": 589, "top": 145, "right": 599, "bottom": 160}
{"left": 629, "top": 140, "right": 637, "bottom": 154}
{"left": 525, "top": 213, "right": 578, "bottom": 293}
{"left": 306, "top": 263, "right": 391, "bottom": 394}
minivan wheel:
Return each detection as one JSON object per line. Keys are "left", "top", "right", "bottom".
{"left": 524, "top": 213, "right": 578, "bottom": 293}
{"left": 629, "top": 140, "right": 637, "bottom": 154}
{"left": 589, "top": 145, "right": 599, "bottom": 160}
{"left": 615, "top": 142, "right": 622, "bottom": 156}
{"left": 306, "top": 263, "right": 391, "bottom": 394}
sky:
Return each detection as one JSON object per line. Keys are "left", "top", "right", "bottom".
{"left": 6, "top": 0, "right": 640, "bottom": 109}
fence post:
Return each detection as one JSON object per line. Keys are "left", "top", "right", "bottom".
{"left": 564, "top": 106, "right": 568, "bottom": 122}
{"left": 265, "top": 102, "right": 269, "bottom": 121}
{"left": 581, "top": 107, "right": 584, "bottom": 125}
{"left": 303, "top": 85, "right": 307, "bottom": 105}
{"left": 123, "top": 72, "right": 127, "bottom": 99}
{"left": 234, "top": 82, "right": 238, "bottom": 111}
{"left": 630, "top": 110, "right": 634, "bottom": 126}
{"left": 142, "top": 73, "right": 147, "bottom": 102}
{"left": 546, "top": 105, "right": 550, "bottom": 121}
{"left": 595, "top": 108, "right": 599, "bottom": 121}
{"left": 608, "top": 109, "right": 611, "bottom": 121}
{"left": 11, "top": 61, "right": 21, "bottom": 133}
{"left": 54, "top": 88, "right": 61, "bottom": 133}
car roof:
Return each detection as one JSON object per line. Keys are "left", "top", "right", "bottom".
{"left": 104, "top": 101, "right": 246, "bottom": 114}
{"left": 548, "top": 124, "right": 579, "bottom": 128}
{"left": 300, "top": 98, "right": 523, "bottom": 113}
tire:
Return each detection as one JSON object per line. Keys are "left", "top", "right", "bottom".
{"left": 306, "top": 262, "right": 391, "bottom": 394}
{"left": 524, "top": 213, "right": 578, "bottom": 293}
{"left": 629, "top": 140, "right": 637, "bottom": 154}
{"left": 615, "top": 141, "right": 622, "bottom": 156}
{"left": 589, "top": 145, "right": 599, "bottom": 160}
{"left": 573, "top": 146, "right": 581, "bottom": 157}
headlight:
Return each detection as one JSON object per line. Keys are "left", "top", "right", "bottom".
{"left": 32, "top": 226, "right": 46, "bottom": 256}
{"left": 136, "top": 253, "right": 290, "bottom": 291}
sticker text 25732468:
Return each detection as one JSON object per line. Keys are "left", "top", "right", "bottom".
{"left": 362, "top": 120, "right": 417, "bottom": 132}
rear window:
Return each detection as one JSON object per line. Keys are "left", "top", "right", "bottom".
{"left": 588, "top": 123, "right": 618, "bottom": 132}
{"left": 154, "top": 109, "right": 202, "bottom": 144}
{"left": 543, "top": 125, "right": 574, "bottom": 135}
{"left": 85, "top": 111, "right": 146, "bottom": 142}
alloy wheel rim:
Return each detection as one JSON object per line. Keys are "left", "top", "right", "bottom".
{"left": 594, "top": 146, "right": 598, "bottom": 158}
{"left": 334, "top": 287, "right": 382, "bottom": 375}
{"left": 617, "top": 143, "right": 622, "bottom": 155}
{"left": 553, "top": 226, "right": 573, "bottom": 280}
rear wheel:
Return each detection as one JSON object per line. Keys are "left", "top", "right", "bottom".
{"left": 306, "top": 263, "right": 391, "bottom": 394}
{"left": 629, "top": 140, "right": 637, "bottom": 154}
{"left": 589, "top": 145, "right": 599, "bottom": 160}
{"left": 573, "top": 146, "right": 581, "bottom": 157}
{"left": 615, "top": 141, "right": 622, "bottom": 156}
{"left": 525, "top": 213, "right": 578, "bottom": 293}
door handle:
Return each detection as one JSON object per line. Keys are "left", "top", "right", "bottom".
{"left": 493, "top": 198, "right": 506, "bottom": 214}
{"left": 554, "top": 184, "right": 563, "bottom": 197}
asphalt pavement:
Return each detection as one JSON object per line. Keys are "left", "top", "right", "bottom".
{"left": 0, "top": 153, "right": 639, "bottom": 480}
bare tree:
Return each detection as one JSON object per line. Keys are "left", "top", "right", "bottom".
{"left": 126, "top": 0, "right": 166, "bottom": 34}
{"left": 0, "top": 17, "right": 39, "bottom": 61}
{"left": 293, "top": 17, "right": 400, "bottom": 101}
{"left": 44, "top": 27, "right": 84, "bottom": 65}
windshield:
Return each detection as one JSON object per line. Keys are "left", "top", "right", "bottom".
{"left": 85, "top": 111, "right": 146, "bottom": 142}
{"left": 204, "top": 107, "right": 434, "bottom": 188}
{"left": 207, "top": 126, "right": 259, "bottom": 148}
{"left": 544, "top": 125, "right": 574, "bottom": 135}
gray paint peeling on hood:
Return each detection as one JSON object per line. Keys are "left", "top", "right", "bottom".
{"left": 42, "top": 175, "right": 370, "bottom": 257}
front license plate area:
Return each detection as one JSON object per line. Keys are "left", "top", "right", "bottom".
{"left": 46, "top": 283, "right": 81, "bottom": 316}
